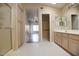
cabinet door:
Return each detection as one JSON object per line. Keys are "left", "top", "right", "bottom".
{"left": 61, "top": 33, "right": 69, "bottom": 50}
{"left": 54, "top": 32, "right": 62, "bottom": 45}
{"left": 0, "top": 4, "right": 11, "bottom": 55}
{"left": 0, "top": 29, "right": 11, "bottom": 55}
{"left": 17, "top": 6, "right": 24, "bottom": 47}
{"left": 69, "top": 39, "right": 79, "bottom": 55}
{"left": 54, "top": 32, "right": 57, "bottom": 42}
{"left": 62, "top": 38, "right": 69, "bottom": 50}
{"left": 57, "top": 37, "right": 62, "bottom": 45}
{"left": 54, "top": 32, "right": 58, "bottom": 43}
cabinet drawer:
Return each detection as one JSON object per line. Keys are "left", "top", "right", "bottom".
{"left": 69, "top": 39, "right": 79, "bottom": 55}
{"left": 69, "top": 34, "right": 79, "bottom": 41}
{"left": 62, "top": 33, "right": 68, "bottom": 38}
{"left": 57, "top": 38, "right": 62, "bottom": 45}
{"left": 54, "top": 36, "right": 62, "bottom": 45}
{"left": 0, "top": 29, "right": 11, "bottom": 55}
{"left": 54, "top": 32, "right": 62, "bottom": 37}
{"left": 54, "top": 32, "right": 62, "bottom": 45}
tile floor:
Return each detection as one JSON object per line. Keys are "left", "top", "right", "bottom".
{"left": 5, "top": 41, "right": 70, "bottom": 56}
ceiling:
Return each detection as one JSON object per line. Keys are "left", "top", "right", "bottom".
{"left": 22, "top": 3, "right": 67, "bottom": 9}
{"left": 41, "top": 3, "right": 67, "bottom": 9}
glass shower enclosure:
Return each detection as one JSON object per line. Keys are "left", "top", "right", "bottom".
{"left": 26, "top": 8, "right": 39, "bottom": 43}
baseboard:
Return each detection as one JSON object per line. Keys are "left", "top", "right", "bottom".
{"left": 4, "top": 49, "right": 14, "bottom": 56}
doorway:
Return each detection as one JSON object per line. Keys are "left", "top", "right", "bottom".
{"left": 42, "top": 14, "right": 50, "bottom": 41}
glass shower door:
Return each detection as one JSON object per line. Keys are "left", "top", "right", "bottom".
{"left": 26, "top": 8, "right": 39, "bottom": 43}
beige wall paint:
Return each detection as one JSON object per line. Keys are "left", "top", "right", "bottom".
{"left": 40, "top": 6, "right": 60, "bottom": 42}
{"left": 54, "top": 4, "right": 79, "bottom": 32}
{"left": 61, "top": 4, "right": 79, "bottom": 30}
{"left": 0, "top": 4, "right": 12, "bottom": 55}
{"left": 8, "top": 3, "right": 19, "bottom": 50}
{"left": 7, "top": 3, "right": 25, "bottom": 50}
{"left": 17, "top": 4, "right": 25, "bottom": 47}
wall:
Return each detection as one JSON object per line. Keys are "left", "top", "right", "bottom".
{"left": 40, "top": 6, "right": 60, "bottom": 42}
{"left": 61, "top": 4, "right": 79, "bottom": 30}
{"left": 7, "top": 3, "right": 25, "bottom": 50}
{"left": 17, "top": 4, "right": 25, "bottom": 47}
{"left": 54, "top": 4, "right": 79, "bottom": 32}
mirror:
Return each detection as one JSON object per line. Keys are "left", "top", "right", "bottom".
{"left": 59, "top": 17, "right": 66, "bottom": 27}
{"left": 55, "top": 16, "right": 67, "bottom": 30}
{"left": 66, "top": 4, "right": 79, "bottom": 31}
{"left": 71, "top": 14, "right": 79, "bottom": 30}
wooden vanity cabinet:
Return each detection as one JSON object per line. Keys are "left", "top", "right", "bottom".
{"left": 54, "top": 32, "right": 79, "bottom": 56}
{"left": 54, "top": 32, "right": 69, "bottom": 50}
{"left": 54, "top": 32, "right": 62, "bottom": 46}
{"left": 61, "top": 33, "right": 69, "bottom": 50}
{"left": 69, "top": 34, "right": 79, "bottom": 55}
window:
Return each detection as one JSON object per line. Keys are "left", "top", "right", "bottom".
{"left": 33, "top": 25, "right": 39, "bottom": 31}
{"left": 32, "top": 34, "right": 39, "bottom": 42}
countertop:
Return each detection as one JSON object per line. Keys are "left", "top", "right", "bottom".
{"left": 54, "top": 30, "right": 79, "bottom": 35}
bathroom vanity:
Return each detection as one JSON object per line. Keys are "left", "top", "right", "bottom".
{"left": 54, "top": 3, "right": 79, "bottom": 56}
{"left": 54, "top": 31, "right": 79, "bottom": 56}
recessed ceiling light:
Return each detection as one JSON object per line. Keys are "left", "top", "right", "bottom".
{"left": 51, "top": 3, "right": 56, "bottom": 4}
